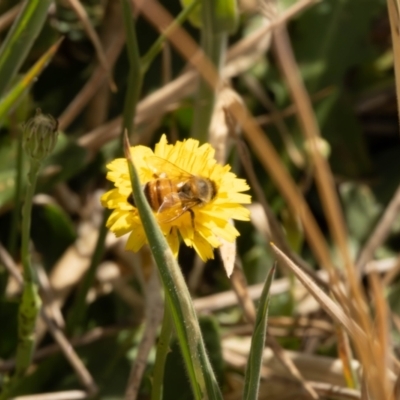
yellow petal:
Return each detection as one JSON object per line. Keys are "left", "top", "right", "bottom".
{"left": 126, "top": 227, "right": 147, "bottom": 252}
{"left": 192, "top": 233, "right": 215, "bottom": 261}
{"left": 166, "top": 227, "right": 180, "bottom": 258}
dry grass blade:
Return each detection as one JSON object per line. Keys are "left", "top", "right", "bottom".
{"left": 229, "top": 259, "right": 319, "bottom": 399}
{"left": 308, "top": 382, "right": 361, "bottom": 400}
{"left": 226, "top": 96, "right": 344, "bottom": 299}
{"left": 125, "top": 265, "right": 163, "bottom": 400}
{"left": 387, "top": 0, "right": 400, "bottom": 131}
{"left": 271, "top": 24, "right": 397, "bottom": 396}
{"left": 58, "top": 25, "right": 125, "bottom": 130}
{"left": 230, "top": 260, "right": 256, "bottom": 323}
{"left": 272, "top": 243, "right": 394, "bottom": 399}
{"left": 0, "top": 4, "right": 22, "bottom": 33}
{"left": 12, "top": 390, "right": 88, "bottom": 400}
{"left": 369, "top": 273, "right": 392, "bottom": 395}
{"left": 272, "top": 26, "right": 354, "bottom": 282}
{"left": 335, "top": 325, "right": 358, "bottom": 389}
{"left": 235, "top": 136, "right": 328, "bottom": 291}
{"left": 271, "top": 243, "right": 360, "bottom": 339}
{"left": 356, "top": 185, "right": 400, "bottom": 272}
{"left": 131, "top": 0, "right": 219, "bottom": 89}
{"left": 78, "top": 0, "right": 315, "bottom": 150}
{"left": 65, "top": 0, "right": 117, "bottom": 92}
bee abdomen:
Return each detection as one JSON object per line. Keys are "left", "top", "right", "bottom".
{"left": 144, "top": 179, "right": 172, "bottom": 211}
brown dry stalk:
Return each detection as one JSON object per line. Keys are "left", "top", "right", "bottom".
{"left": 387, "top": 0, "right": 400, "bottom": 132}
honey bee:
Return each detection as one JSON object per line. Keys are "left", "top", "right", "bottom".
{"left": 127, "top": 156, "right": 217, "bottom": 225}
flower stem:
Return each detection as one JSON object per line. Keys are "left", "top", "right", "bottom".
{"left": 191, "top": 0, "right": 228, "bottom": 142}
{"left": 0, "top": 159, "right": 42, "bottom": 400}
{"left": 20, "top": 160, "right": 40, "bottom": 283}
{"left": 18, "top": 162, "right": 42, "bottom": 376}
{"left": 151, "top": 302, "right": 173, "bottom": 400}
{"left": 141, "top": 0, "right": 201, "bottom": 73}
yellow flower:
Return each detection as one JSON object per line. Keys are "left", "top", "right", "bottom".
{"left": 101, "top": 135, "right": 251, "bottom": 261}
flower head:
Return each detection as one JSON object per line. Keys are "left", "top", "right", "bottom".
{"left": 23, "top": 109, "right": 59, "bottom": 162}
{"left": 101, "top": 135, "right": 251, "bottom": 261}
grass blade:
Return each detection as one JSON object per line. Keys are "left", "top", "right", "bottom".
{"left": 0, "top": 38, "right": 63, "bottom": 122}
{"left": 0, "top": 0, "right": 53, "bottom": 98}
{"left": 243, "top": 264, "right": 276, "bottom": 400}
{"left": 123, "top": 133, "right": 223, "bottom": 400}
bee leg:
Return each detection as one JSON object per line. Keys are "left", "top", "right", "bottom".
{"left": 187, "top": 209, "right": 195, "bottom": 230}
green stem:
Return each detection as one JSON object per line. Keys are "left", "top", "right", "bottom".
{"left": 0, "top": 0, "right": 53, "bottom": 98}
{"left": 151, "top": 302, "right": 173, "bottom": 400}
{"left": 243, "top": 265, "right": 275, "bottom": 400}
{"left": 141, "top": 0, "right": 201, "bottom": 73}
{"left": 21, "top": 160, "right": 41, "bottom": 283}
{"left": 191, "top": 0, "right": 228, "bottom": 142}
{"left": 0, "top": 159, "right": 42, "bottom": 400}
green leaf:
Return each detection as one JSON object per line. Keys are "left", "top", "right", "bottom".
{"left": 0, "top": 0, "right": 54, "bottom": 98}
{"left": 315, "top": 90, "right": 371, "bottom": 177}
{"left": 0, "top": 38, "right": 63, "bottom": 124}
{"left": 243, "top": 264, "right": 276, "bottom": 400}
{"left": 181, "top": 0, "right": 237, "bottom": 33}
{"left": 289, "top": 0, "right": 386, "bottom": 177}
{"left": 340, "top": 182, "right": 382, "bottom": 243}
{"left": 293, "top": 0, "right": 385, "bottom": 91}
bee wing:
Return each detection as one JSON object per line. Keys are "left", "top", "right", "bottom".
{"left": 157, "top": 193, "right": 199, "bottom": 224}
{"left": 158, "top": 192, "right": 181, "bottom": 213}
{"left": 146, "top": 156, "right": 193, "bottom": 180}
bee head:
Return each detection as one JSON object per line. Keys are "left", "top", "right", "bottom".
{"left": 198, "top": 178, "right": 217, "bottom": 202}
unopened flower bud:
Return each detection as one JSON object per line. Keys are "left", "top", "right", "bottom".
{"left": 23, "top": 109, "right": 59, "bottom": 161}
